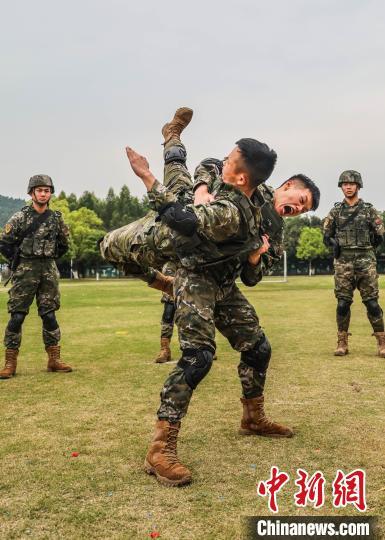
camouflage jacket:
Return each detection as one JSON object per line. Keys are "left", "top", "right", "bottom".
{"left": 0, "top": 205, "right": 70, "bottom": 261}
{"left": 148, "top": 165, "right": 263, "bottom": 287}
{"left": 192, "top": 160, "right": 284, "bottom": 286}
{"left": 323, "top": 199, "right": 384, "bottom": 251}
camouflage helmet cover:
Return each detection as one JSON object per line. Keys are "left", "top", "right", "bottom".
{"left": 338, "top": 170, "right": 363, "bottom": 188}
{"left": 28, "top": 174, "right": 55, "bottom": 194}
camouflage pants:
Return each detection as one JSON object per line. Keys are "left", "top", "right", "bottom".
{"left": 4, "top": 259, "right": 61, "bottom": 349}
{"left": 157, "top": 268, "right": 267, "bottom": 422}
{"left": 160, "top": 261, "right": 176, "bottom": 340}
{"left": 334, "top": 250, "right": 384, "bottom": 332}
{"left": 99, "top": 139, "right": 193, "bottom": 276}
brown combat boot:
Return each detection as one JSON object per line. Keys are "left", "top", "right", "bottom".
{"left": 144, "top": 420, "right": 192, "bottom": 486}
{"left": 0, "top": 349, "right": 18, "bottom": 379}
{"left": 239, "top": 396, "right": 294, "bottom": 438}
{"left": 161, "top": 107, "right": 193, "bottom": 144}
{"left": 154, "top": 337, "right": 172, "bottom": 363}
{"left": 334, "top": 331, "right": 350, "bottom": 356}
{"left": 372, "top": 332, "right": 385, "bottom": 358}
{"left": 148, "top": 271, "right": 174, "bottom": 297}
{"left": 46, "top": 345, "right": 72, "bottom": 372}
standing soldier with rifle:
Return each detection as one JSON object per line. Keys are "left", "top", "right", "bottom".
{"left": 323, "top": 170, "right": 385, "bottom": 357}
{"left": 0, "top": 175, "right": 72, "bottom": 379}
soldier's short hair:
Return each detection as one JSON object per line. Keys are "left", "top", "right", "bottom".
{"left": 236, "top": 138, "right": 277, "bottom": 188}
{"left": 283, "top": 174, "right": 320, "bottom": 211}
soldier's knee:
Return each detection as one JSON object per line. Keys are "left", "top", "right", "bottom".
{"left": 7, "top": 312, "right": 26, "bottom": 333}
{"left": 364, "top": 299, "right": 383, "bottom": 318}
{"left": 162, "top": 301, "right": 176, "bottom": 324}
{"left": 41, "top": 311, "right": 59, "bottom": 331}
{"left": 164, "top": 145, "right": 187, "bottom": 165}
{"left": 337, "top": 299, "right": 352, "bottom": 317}
{"left": 241, "top": 333, "right": 271, "bottom": 372}
{"left": 177, "top": 348, "right": 214, "bottom": 389}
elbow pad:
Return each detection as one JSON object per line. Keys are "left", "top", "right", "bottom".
{"left": 158, "top": 202, "right": 198, "bottom": 237}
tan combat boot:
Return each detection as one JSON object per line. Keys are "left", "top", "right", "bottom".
{"left": 334, "top": 331, "right": 350, "bottom": 356}
{"left": 144, "top": 420, "right": 192, "bottom": 486}
{"left": 154, "top": 337, "right": 172, "bottom": 363}
{"left": 148, "top": 271, "right": 174, "bottom": 297}
{"left": 239, "top": 396, "right": 294, "bottom": 438}
{"left": 372, "top": 332, "right": 385, "bottom": 358}
{"left": 161, "top": 107, "right": 193, "bottom": 144}
{"left": 0, "top": 349, "right": 18, "bottom": 379}
{"left": 46, "top": 345, "right": 72, "bottom": 372}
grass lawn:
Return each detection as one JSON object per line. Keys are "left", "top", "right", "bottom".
{"left": 0, "top": 276, "right": 384, "bottom": 539}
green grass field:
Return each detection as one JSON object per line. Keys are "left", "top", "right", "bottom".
{"left": 1, "top": 276, "right": 384, "bottom": 539}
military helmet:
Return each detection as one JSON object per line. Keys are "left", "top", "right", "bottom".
{"left": 338, "top": 170, "right": 363, "bottom": 188}
{"left": 27, "top": 175, "right": 55, "bottom": 194}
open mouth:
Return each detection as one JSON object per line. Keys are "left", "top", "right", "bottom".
{"left": 283, "top": 205, "right": 294, "bottom": 216}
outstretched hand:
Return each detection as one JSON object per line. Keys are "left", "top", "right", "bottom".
{"left": 125, "top": 147, "right": 156, "bottom": 190}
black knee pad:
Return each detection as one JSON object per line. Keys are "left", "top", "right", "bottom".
{"left": 164, "top": 145, "right": 187, "bottom": 165}
{"left": 7, "top": 312, "right": 26, "bottom": 333}
{"left": 337, "top": 299, "right": 352, "bottom": 317}
{"left": 364, "top": 299, "right": 383, "bottom": 318}
{"left": 162, "top": 301, "right": 176, "bottom": 324}
{"left": 241, "top": 333, "right": 272, "bottom": 372}
{"left": 41, "top": 311, "right": 59, "bottom": 331}
{"left": 177, "top": 348, "right": 214, "bottom": 389}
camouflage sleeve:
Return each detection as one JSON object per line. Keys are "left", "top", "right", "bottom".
{"left": 323, "top": 208, "right": 337, "bottom": 241}
{"left": 56, "top": 214, "right": 70, "bottom": 258}
{"left": 148, "top": 179, "right": 241, "bottom": 242}
{"left": 193, "top": 159, "right": 222, "bottom": 191}
{"left": 368, "top": 206, "right": 385, "bottom": 236}
{"left": 147, "top": 179, "right": 178, "bottom": 210}
{"left": 192, "top": 199, "right": 241, "bottom": 242}
{"left": 0, "top": 212, "right": 24, "bottom": 261}
{"left": 368, "top": 206, "right": 384, "bottom": 247}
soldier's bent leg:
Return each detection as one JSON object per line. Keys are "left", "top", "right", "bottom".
{"left": 336, "top": 298, "right": 352, "bottom": 332}
{"left": 363, "top": 298, "right": 384, "bottom": 332}
{"left": 4, "top": 312, "right": 26, "bottom": 350}
{"left": 238, "top": 333, "right": 271, "bottom": 398}
{"left": 163, "top": 140, "right": 194, "bottom": 203}
{"left": 157, "top": 348, "right": 214, "bottom": 422}
{"left": 41, "top": 311, "right": 61, "bottom": 347}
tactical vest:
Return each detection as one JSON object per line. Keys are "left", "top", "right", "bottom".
{"left": 335, "top": 200, "right": 373, "bottom": 249}
{"left": 173, "top": 179, "right": 262, "bottom": 283}
{"left": 19, "top": 207, "right": 62, "bottom": 258}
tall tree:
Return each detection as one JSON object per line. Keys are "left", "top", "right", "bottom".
{"left": 296, "top": 227, "right": 329, "bottom": 275}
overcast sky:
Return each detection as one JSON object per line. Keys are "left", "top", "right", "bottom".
{"left": 1, "top": 0, "right": 384, "bottom": 216}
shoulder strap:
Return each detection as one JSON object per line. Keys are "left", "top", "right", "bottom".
{"left": 18, "top": 209, "right": 53, "bottom": 246}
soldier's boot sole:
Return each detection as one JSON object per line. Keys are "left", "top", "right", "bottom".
{"left": 238, "top": 427, "right": 294, "bottom": 438}
{"left": 47, "top": 367, "right": 73, "bottom": 373}
{"left": 0, "top": 372, "right": 16, "bottom": 379}
{"left": 154, "top": 353, "right": 172, "bottom": 364}
{"left": 334, "top": 350, "right": 349, "bottom": 356}
{"left": 143, "top": 459, "right": 192, "bottom": 487}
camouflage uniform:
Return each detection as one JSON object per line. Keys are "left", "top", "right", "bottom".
{"left": 149, "top": 148, "right": 284, "bottom": 422}
{"left": 159, "top": 261, "right": 177, "bottom": 340}
{"left": 323, "top": 199, "right": 384, "bottom": 332}
{"left": 0, "top": 206, "right": 69, "bottom": 349}
{"left": 101, "top": 141, "right": 284, "bottom": 422}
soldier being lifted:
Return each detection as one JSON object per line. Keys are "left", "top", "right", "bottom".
{"left": 104, "top": 107, "right": 320, "bottom": 486}
{"left": 323, "top": 171, "right": 385, "bottom": 357}
{"left": 0, "top": 175, "right": 72, "bottom": 379}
